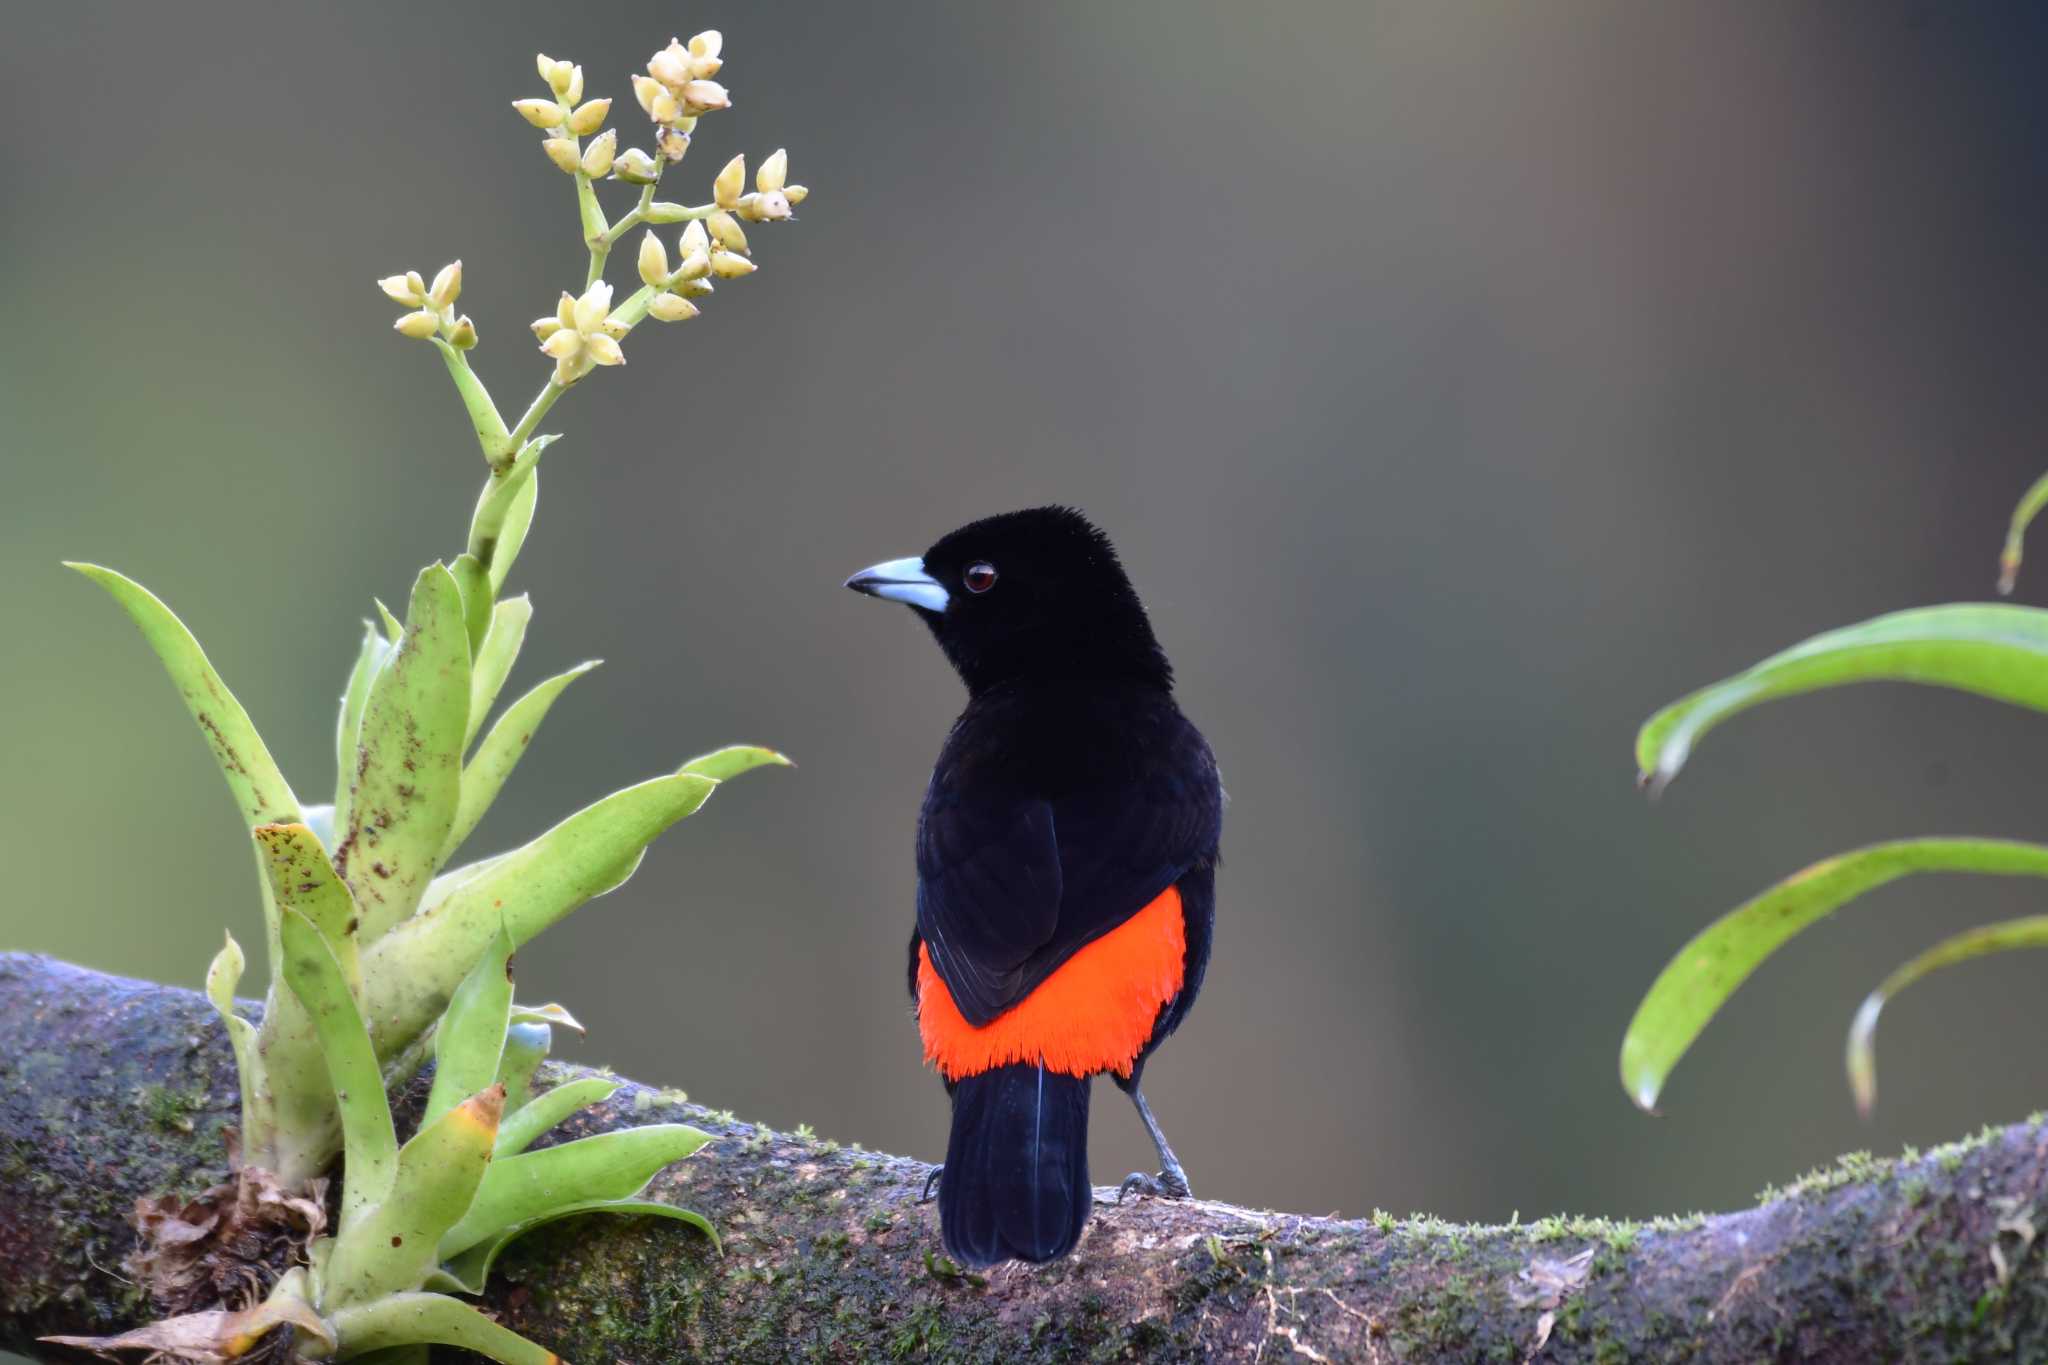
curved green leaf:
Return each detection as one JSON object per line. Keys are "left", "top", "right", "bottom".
{"left": 338, "top": 564, "right": 470, "bottom": 941}
{"left": 1637, "top": 605, "right": 2048, "bottom": 793}
{"left": 468, "top": 437, "right": 552, "bottom": 594}
{"left": 335, "top": 622, "right": 394, "bottom": 833}
{"left": 1847, "top": 914, "right": 2048, "bottom": 1117}
{"left": 1999, "top": 470, "right": 2048, "bottom": 595}
{"left": 465, "top": 596, "right": 533, "bottom": 749}
{"left": 326, "top": 1085, "right": 503, "bottom": 1307}
{"left": 254, "top": 823, "right": 361, "bottom": 996}
{"left": 495, "top": 1077, "right": 618, "bottom": 1157}
{"left": 438, "top": 1122, "right": 711, "bottom": 1257}
{"left": 362, "top": 773, "right": 717, "bottom": 1056}
{"left": 451, "top": 553, "right": 493, "bottom": 657}
{"left": 1620, "top": 837, "right": 2048, "bottom": 1112}
{"left": 508, "top": 1002, "right": 583, "bottom": 1034}
{"left": 443, "top": 659, "right": 600, "bottom": 862}
{"left": 66, "top": 563, "right": 300, "bottom": 826}
{"left": 279, "top": 907, "right": 395, "bottom": 1225}
{"left": 328, "top": 1292, "right": 558, "bottom": 1365}
{"left": 679, "top": 744, "right": 794, "bottom": 781}
{"left": 432, "top": 1198, "right": 716, "bottom": 1295}
{"left": 204, "top": 932, "right": 269, "bottom": 1149}
{"left": 425, "top": 921, "right": 515, "bottom": 1126}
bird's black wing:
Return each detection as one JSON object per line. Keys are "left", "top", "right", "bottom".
{"left": 916, "top": 718, "right": 1220, "bottom": 1026}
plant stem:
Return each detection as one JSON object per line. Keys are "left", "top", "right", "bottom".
{"left": 507, "top": 380, "right": 567, "bottom": 454}
{"left": 432, "top": 341, "right": 512, "bottom": 463}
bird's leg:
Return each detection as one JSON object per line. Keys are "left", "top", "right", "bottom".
{"left": 920, "top": 1164, "right": 943, "bottom": 1203}
{"left": 1117, "top": 1087, "right": 1193, "bottom": 1202}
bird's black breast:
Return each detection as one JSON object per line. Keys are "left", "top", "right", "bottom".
{"left": 911, "top": 682, "right": 1222, "bottom": 1025}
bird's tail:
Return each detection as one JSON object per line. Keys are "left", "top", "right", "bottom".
{"left": 939, "top": 1061, "right": 1092, "bottom": 1266}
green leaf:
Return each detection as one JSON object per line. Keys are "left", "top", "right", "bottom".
{"left": 438, "top": 1122, "right": 711, "bottom": 1257}
{"left": 66, "top": 563, "right": 300, "bottom": 826}
{"left": 324, "top": 1085, "right": 504, "bottom": 1307}
{"left": 279, "top": 907, "right": 395, "bottom": 1225}
{"left": 496, "top": 1022, "right": 552, "bottom": 1114}
{"left": 361, "top": 774, "right": 717, "bottom": 1056}
{"left": 376, "top": 598, "right": 404, "bottom": 645}
{"left": 335, "top": 622, "right": 394, "bottom": 834}
{"left": 495, "top": 1077, "right": 618, "bottom": 1157}
{"left": 433, "top": 1198, "right": 716, "bottom": 1295}
{"left": 425, "top": 921, "right": 515, "bottom": 1127}
{"left": 451, "top": 553, "right": 494, "bottom": 657}
{"left": 327, "top": 1292, "right": 558, "bottom": 1365}
{"left": 1846, "top": 914, "right": 2048, "bottom": 1117}
{"left": 1637, "top": 604, "right": 2048, "bottom": 793}
{"left": 1619, "top": 837, "right": 2048, "bottom": 1112}
{"left": 1999, "top": 470, "right": 2048, "bottom": 595}
{"left": 465, "top": 596, "right": 534, "bottom": 749}
{"left": 468, "top": 437, "right": 553, "bottom": 594}
{"left": 443, "top": 660, "right": 599, "bottom": 861}
{"left": 338, "top": 564, "right": 471, "bottom": 941}
{"left": 204, "top": 932, "right": 270, "bottom": 1151}
{"left": 254, "top": 823, "right": 362, "bottom": 996}
{"left": 679, "top": 744, "right": 795, "bottom": 781}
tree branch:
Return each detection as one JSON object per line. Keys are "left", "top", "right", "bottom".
{"left": 4, "top": 952, "right": 2046, "bottom": 1363}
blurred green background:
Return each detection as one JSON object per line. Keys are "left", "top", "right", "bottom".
{"left": 5, "top": 1, "right": 2048, "bottom": 1232}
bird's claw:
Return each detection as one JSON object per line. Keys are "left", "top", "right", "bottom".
{"left": 920, "top": 1165, "right": 943, "bottom": 1203}
{"left": 1117, "top": 1169, "right": 1192, "bottom": 1204}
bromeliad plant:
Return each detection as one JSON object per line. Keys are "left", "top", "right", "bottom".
{"left": 1620, "top": 471, "right": 2048, "bottom": 1120}
{"left": 46, "top": 30, "right": 805, "bottom": 1365}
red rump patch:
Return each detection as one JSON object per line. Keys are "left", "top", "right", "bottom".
{"left": 917, "top": 885, "right": 1186, "bottom": 1081}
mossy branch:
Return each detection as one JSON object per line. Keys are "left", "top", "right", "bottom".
{"left": 5, "top": 952, "right": 2048, "bottom": 1364}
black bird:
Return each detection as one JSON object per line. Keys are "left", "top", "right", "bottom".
{"left": 845, "top": 506, "right": 1223, "bottom": 1267}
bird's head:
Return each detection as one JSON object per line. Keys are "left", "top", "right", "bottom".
{"left": 844, "top": 506, "right": 1171, "bottom": 695}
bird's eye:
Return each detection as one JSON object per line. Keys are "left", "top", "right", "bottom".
{"left": 963, "top": 561, "right": 998, "bottom": 594}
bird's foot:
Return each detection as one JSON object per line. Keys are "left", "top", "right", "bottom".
{"left": 920, "top": 1165, "right": 943, "bottom": 1203}
{"left": 1117, "top": 1168, "right": 1192, "bottom": 1204}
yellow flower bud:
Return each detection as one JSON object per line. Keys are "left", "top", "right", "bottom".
{"left": 542, "top": 138, "right": 582, "bottom": 174}
{"left": 756, "top": 148, "right": 788, "bottom": 193}
{"left": 449, "top": 316, "right": 478, "bottom": 349}
{"left": 377, "top": 274, "right": 421, "bottom": 305}
{"left": 737, "top": 191, "right": 792, "bottom": 223}
{"left": 656, "top": 125, "right": 690, "bottom": 162}
{"left": 638, "top": 231, "right": 670, "bottom": 286}
{"left": 539, "top": 329, "right": 582, "bottom": 361}
{"left": 615, "top": 148, "right": 660, "bottom": 184}
{"left": 674, "top": 246, "right": 711, "bottom": 281}
{"left": 512, "top": 98, "right": 564, "bottom": 129}
{"left": 428, "top": 260, "right": 462, "bottom": 309}
{"left": 648, "top": 292, "right": 701, "bottom": 322}
{"left": 651, "top": 90, "right": 682, "bottom": 124}
{"left": 689, "top": 53, "right": 723, "bottom": 80}
{"left": 677, "top": 278, "right": 715, "bottom": 299}
{"left": 537, "top": 53, "right": 557, "bottom": 80}
{"left": 707, "top": 211, "right": 749, "bottom": 254}
{"left": 600, "top": 317, "right": 631, "bottom": 340}
{"left": 573, "top": 280, "right": 613, "bottom": 333}
{"left": 531, "top": 316, "right": 564, "bottom": 341}
{"left": 632, "top": 74, "right": 664, "bottom": 117}
{"left": 395, "top": 310, "right": 440, "bottom": 339}
{"left": 710, "top": 249, "right": 756, "bottom": 279}
{"left": 567, "top": 98, "right": 611, "bottom": 136}
{"left": 585, "top": 333, "right": 626, "bottom": 366}
{"left": 783, "top": 184, "right": 809, "bottom": 206}
{"left": 680, "top": 80, "right": 730, "bottom": 115}
{"left": 648, "top": 39, "right": 693, "bottom": 90}
{"left": 579, "top": 130, "right": 616, "bottom": 178}
{"left": 713, "top": 154, "right": 745, "bottom": 209}
{"left": 553, "top": 353, "right": 587, "bottom": 385}
{"left": 645, "top": 201, "right": 688, "bottom": 224}
{"left": 555, "top": 291, "right": 577, "bottom": 328}
{"left": 406, "top": 270, "right": 428, "bottom": 299}
{"left": 544, "top": 57, "right": 576, "bottom": 97}
{"left": 689, "top": 30, "right": 723, "bottom": 60}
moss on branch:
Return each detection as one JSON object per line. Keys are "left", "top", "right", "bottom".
{"left": 4, "top": 953, "right": 2047, "bottom": 1363}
